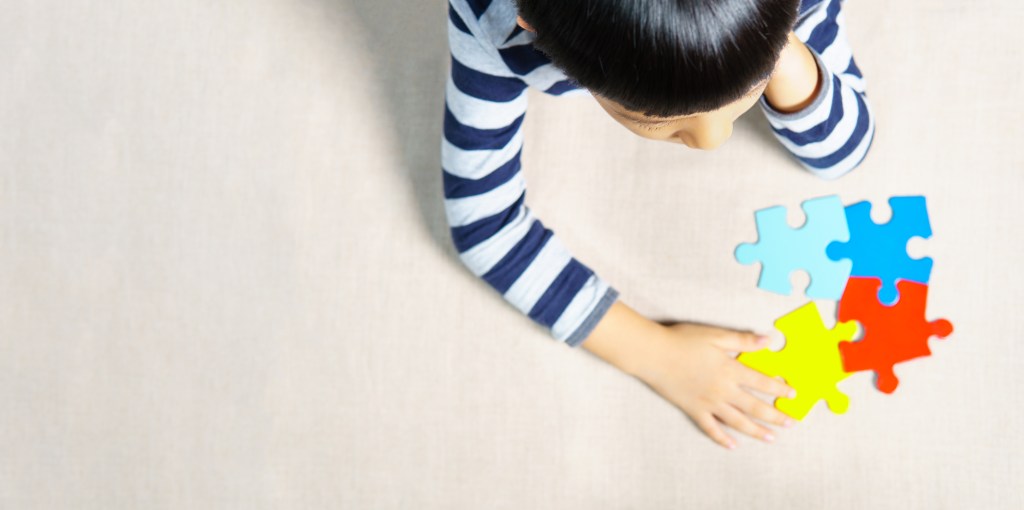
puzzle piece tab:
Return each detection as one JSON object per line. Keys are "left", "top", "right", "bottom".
{"left": 825, "top": 196, "right": 933, "bottom": 305}
{"left": 837, "top": 277, "right": 954, "bottom": 394}
{"left": 735, "top": 195, "right": 853, "bottom": 300}
{"left": 738, "top": 302, "right": 859, "bottom": 420}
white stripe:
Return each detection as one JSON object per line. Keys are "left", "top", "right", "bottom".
{"left": 441, "top": 127, "right": 524, "bottom": 180}
{"left": 812, "top": 106, "right": 876, "bottom": 180}
{"left": 478, "top": 0, "right": 519, "bottom": 48}
{"left": 839, "top": 70, "right": 866, "bottom": 93}
{"left": 458, "top": 207, "right": 535, "bottom": 276}
{"left": 503, "top": 237, "right": 573, "bottom": 315}
{"left": 501, "top": 30, "right": 535, "bottom": 48}
{"left": 551, "top": 275, "right": 610, "bottom": 342}
{"left": 820, "top": 10, "right": 853, "bottom": 78}
{"left": 449, "top": 19, "right": 517, "bottom": 78}
{"left": 446, "top": 77, "right": 528, "bottom": 130}
{"left": 770, "top": 81, "right": 860, "bottom": 158}
{"left": 444, "top": 173, "right": 525, "bottom": 227}
{"left": 794, "top": 0, "right": 831, "bottom": 41}
{"left": 762, "top": 69, "right": 835, "bottom": 132}
{"left": 523, "top": 63, "right": 571, "bottom": 92}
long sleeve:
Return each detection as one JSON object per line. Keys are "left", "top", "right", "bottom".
{"left": 758, "top": 0, "right": 876, "bottom": 180}
{"left": 442, "top": 2, "right": 619, "bottom": 347}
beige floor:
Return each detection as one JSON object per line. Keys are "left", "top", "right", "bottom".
{"left": 2, "top": 0, "right": 1022, "bottom": 508}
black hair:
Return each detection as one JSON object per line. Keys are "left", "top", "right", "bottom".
{"left": 514, "top": 0, "right": 800, "bottom": 118}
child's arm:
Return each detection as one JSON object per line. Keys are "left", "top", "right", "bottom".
{"left": 759, "top": 0, "right": 876, "bottom": 179}
{"left": 443, "top": 3, "right": 617, "bottom": 346}
{"left": 445, "top": 1, "right": 798, "bottom": 449}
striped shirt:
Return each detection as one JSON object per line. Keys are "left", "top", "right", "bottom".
{"left": 442, "top": 0, "right": 875, "bottom": 347}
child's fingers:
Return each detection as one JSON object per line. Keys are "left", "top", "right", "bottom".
{"left": 711, "top": 330, "right": 769, "bottom": 352}
{"left": 694, "top": 413, "right": 737, "bottom": 450}
{"left": 732, "top": 389, "right": 796, "bottom": 429}
{"left": 738, "top": 364, "right": 797, "bottom": 399}
{"left": 715, "top": 404, "right": 775, "bottom": 444}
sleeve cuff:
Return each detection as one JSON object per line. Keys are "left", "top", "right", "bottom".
{"left": 758, "top": 45, "right": 831, "bottom": 121}
{"left": 564, "top": 286, "right": 620, "bottom": 348}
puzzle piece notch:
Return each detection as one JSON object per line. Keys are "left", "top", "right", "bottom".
{"left": 735, "top": 195, "right": 853, "bottom": 300}
{"left": 825, "top": 196, "right": 934, "bottom": 306}
{"left": 737, "top": 302, "right": 859, "bottom": 420}
{"left": 837, "top": 277, "right": 954, "bottom": 394}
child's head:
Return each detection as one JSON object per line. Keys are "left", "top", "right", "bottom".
{"left": 514, "top": 0, "right": 800, "bottom": 150}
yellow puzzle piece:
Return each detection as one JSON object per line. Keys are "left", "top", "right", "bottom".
{"left": 738, "top": 302, "right": 859, "bottom": 420}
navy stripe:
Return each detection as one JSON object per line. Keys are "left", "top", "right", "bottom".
{"left": 481, "top": 219, "right": 551, "bottom": 293}
{"left": 545, "top": 79, "right": 581, "bottom": 96}
{"left": 797, "top": 91, "right": 871, "bottom": 169}
{"left": 465, "top": 0, "right": 492, "bottom": 19}
{"left": 771, "top": 74, "right": 844, "bottom": 145}
{"left": 448, "top": 4, "right": 471, "bottom": 35}
{"left": 450, "top": 191, "right": 526, "bottom": 253}
{"left": 844, "top": 57, "right": 863, "bottom": 78}
{"left": 443, "top": 150, "right": 521, "bottom": 199}
{"left": 450, "top": 56, "right": 527, "bottom": 103}
{"left": 806, "top": 0, "right": 841, "bottom": 54}
{"left": 498, "top": 44, "right": 551, "bottom": 75}
{"left": 443, "top": 105, "right": 524, "bottom": 151}
{"left": 528, "top": 258, "right": 593, "bottom": 327}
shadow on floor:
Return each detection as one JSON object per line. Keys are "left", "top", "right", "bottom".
{"left": 330, "top": 0, "right": 454, "bottom": 256}
{"left": 735, "top": 104, "right": 798, "bottom": 166}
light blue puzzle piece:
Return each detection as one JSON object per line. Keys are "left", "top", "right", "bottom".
{"left": 735, "top": 195, "right": 852, "bottom": 300}
{"left": 825, "top": 196, "right": 933, "bottom": 305}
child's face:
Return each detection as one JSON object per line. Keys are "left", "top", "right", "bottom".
{"left": 592, "top": 78, "right": 770, "bottom": 151}
{"left": 515, "top": 15, "right": 773, "bottom": 151}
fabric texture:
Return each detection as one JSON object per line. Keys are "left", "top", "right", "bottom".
{"left": 1, "top": 0, "right": 1022, "bottom": 508}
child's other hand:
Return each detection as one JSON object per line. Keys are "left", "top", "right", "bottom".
{"left": 632, "top": 322, "right": 797, "bottom": 449}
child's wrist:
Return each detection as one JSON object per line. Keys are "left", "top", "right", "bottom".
{"left": 579, "top": 300, "right": 668, "bottom": 377}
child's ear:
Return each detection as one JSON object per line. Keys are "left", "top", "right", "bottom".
{"left": 516, "top": 16, "right": 536, "bottom": 33}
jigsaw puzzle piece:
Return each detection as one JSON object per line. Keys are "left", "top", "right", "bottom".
{"left": 738, "top": 302, "right": 859, "bottom": 420}
{"left": 825, "top": 196, "right": 934, "bottom": 305}
{"left": 777, "top": 386, "right": 850, "bottom": 420}
{"left": 735, "top": 195, "right": 852, "bottom": 300}
{"left": 837, "top": 277, "right": 954, "bottom": 394}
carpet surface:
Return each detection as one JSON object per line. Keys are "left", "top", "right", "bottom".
{"left": 1, "top": 0, "right": 1021, "bottom": 508}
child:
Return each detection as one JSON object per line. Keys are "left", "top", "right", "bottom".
{"left": 442, "top": 0, "right": 874, "bottom": 449}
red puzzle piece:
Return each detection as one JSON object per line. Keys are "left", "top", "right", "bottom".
{"left": 837, "top": 277, "right": 954, "bottom": 394}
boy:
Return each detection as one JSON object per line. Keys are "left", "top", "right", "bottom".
{"left": 442, "top": 0, "right": 874, "bottom": 449}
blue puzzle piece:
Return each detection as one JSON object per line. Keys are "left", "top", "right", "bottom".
{"left": 735, "top": 195, "right": 852, "bottom": 300}
{"left": 825, "top": 196, "right": 933, "bottom": 305}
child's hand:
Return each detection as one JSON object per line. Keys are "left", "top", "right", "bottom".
{"left": 633, "top": 322, "right": 797, "bottom": 450}
{"left": 581, "top": 301, "right": 796, "bottom": 450}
